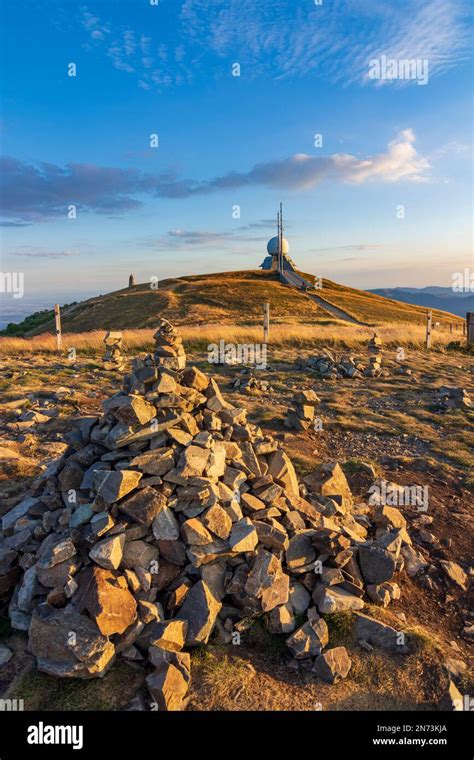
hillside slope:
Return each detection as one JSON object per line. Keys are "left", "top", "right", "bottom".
{"left": 26, "top": 270, "right": 464, "bottom": 335}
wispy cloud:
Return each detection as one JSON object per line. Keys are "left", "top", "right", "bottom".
{"left": 0, "top": 130, "right": 432, "bottom": 223}
{"left": 309, "top": 244, "right": 384, "bottom": 253}
{"left": 181, "top": 0, "right": 471, "bottom": 84}
{"left": 80, "top": 7, "right": 111, "bottom": 43}
{"left": 77, "top": 0, "right": 471, "bottom": 89}
{"left": 151, "top": 228, "right": 267, "bottom": 251}
{"left": 12, "top": 248, "right": 79, "bottom": 259}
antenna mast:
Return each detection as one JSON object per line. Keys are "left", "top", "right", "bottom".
{"left": 279, "top": 202, "right": 283, "bottom": 273}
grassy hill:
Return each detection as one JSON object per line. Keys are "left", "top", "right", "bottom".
{"left": 20, "top": 270, "right": 464, "bottom": 336}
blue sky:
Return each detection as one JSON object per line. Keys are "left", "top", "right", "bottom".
{"left": 0, "top": 0, "right": 472, "bottom": 304}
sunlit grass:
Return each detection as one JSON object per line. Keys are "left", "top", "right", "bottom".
{"left": 0, "top": 322, "right": 461, "bottom": 355}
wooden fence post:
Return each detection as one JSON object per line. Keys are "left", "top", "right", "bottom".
{"left": 54, "top": 304, "right": 62, "bottom": 351}
{"left": 263, "top": 302, "right": 270, "bottom": 343}
{"left": 467, "top": 313, "right": 474, "bottom": 346}
{"left": 425, "top": 310, "right": 432, "bottom": 349}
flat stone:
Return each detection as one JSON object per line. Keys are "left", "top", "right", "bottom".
{"left": 129, "top": 449, "right": 175, "bottom": 476}
{"left": 146, "top": 620, "right": 187, "bottom": 651}
{"left": 374, "top": 504, "right": 411, "bottom": 545}
{"left": 240, "top": 493, "right": 266, "bottom": 513}
{"left": 440, "top": 561, "right": 468, "bottom": 590}
{"left": 28, "top": 603, "right": 115, "bottom": 678}
{"left": 289, "top": 582, "right": 311, "bottom": 615}
{"left": 74, "top": 566, "right": 137, "bottom": 636}
{"left": 119, "top": 486, "right": 167, "bottom": 525}
{"left": 286, "top": 617, "right": 328, "bottom": 659}
{"left": 245, "top": 549, "right": 289, "bottom": 612}
{"left": 267, "top": 450, "right": 299, "bottom": 496}
{"left": 358, "top": 544, "right": 397, "bottom": 585}
{"left": 152, "top": 507, "right": 180, "bottom": 541}
{"left": 181, "top": 517, "right": 213, "bottom": 545}
{"left": 17, "top": 565, "right": 38, "bottom": 612}
{"left": 104, "top": 394, "right": 157, "bottom": 426}
{"left": 228, "top": 517, "right": 258, "bottom": 553}
{"left": 70, "top": 503, "right": 94, "bottom": 529}
{"left": 122, "top": 539, "right": 159, "bottom": 570}
{"left": 146, "top": 661, "right": 190, "bottom": 711}
{"left": 201, "top": 504, "right": 233, "bottom": 540}
{"left": 2, "top": 497, "right": 40, "bottom": 533}
{"left": 266, "top": 602, "right": 295, "bottom": 634}
{"left": 44, "top": 539, "right": 76, "bottom": 568}
{"left": 177, "top": 580, "right": 222, "bottom": 645}
{"left": 354, "top": 612, "right": 409, "bottom": 654}
{"left": 89, "top": 534, "right": 125, "bottom": 570}
{"left": 182, "top": 366, "right": 209, "bottom": 391}
{"left": 313, "top": 646, "right": 352, "bottom": 684}
{"left": 313, "top": 584, "right": 365, "bottom": 614}
{"left": 400, "top": 545, "right": 428, "bottom": 577}
{"left": 286, "top": 533, "right": 316, "bottom": 570}
{"left": 253, "top": 520, "right": 289, "bottom": 552}
{"left": 305, "top": 463, "right": 353, "bottom": 509}
{"left": 93, "top": 469, "right": 142, "bottom": 503}
{"left": 58, "top": 461, "right": 84, "bottom": 491}
{"left": 177, "top": 445, "right": 210, "bottom": 477}
{"left": 36, "top": 558, "right": 79, "bottom": 589}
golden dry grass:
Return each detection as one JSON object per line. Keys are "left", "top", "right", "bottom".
{"left": 0, "top": 322, "right": 462, "bottom": 355}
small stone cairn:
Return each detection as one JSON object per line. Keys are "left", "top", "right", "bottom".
{"left": 103, "top": 332, "right": 125, "bottom": 371}
{"left": 296, "top": 346, "right": 389, "bottom": 379}
{"left": 285, "top": 389, "right": 320, "bottom": 430}
{"left": 436, "top": 386, "right": 473, "bottom": 412}
{"left": 368, "top": 332, "right": 382, "bottom": 351}
{"left": 153, "top": 319, "right": 186, "bottom": 371}
{"left": 231, "top": 372, "right": 273, "bottom": 396}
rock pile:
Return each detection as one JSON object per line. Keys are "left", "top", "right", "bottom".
{"left": 231, "top": 373, "right": 273, "bottom": 396}
{"left": 436, "top": 386, "right": 472, "bottom": 411}
{"left": 296, "top": 350, "right": 389, "bottom": 379}
{"left": 285, "top": 390, "right": 320, "bottom": 430}
{"left": 103, "top": 332, "right": 125, "bottom": 371}
{"left": 1, "top": 321, "right": 416, "bottom": 710}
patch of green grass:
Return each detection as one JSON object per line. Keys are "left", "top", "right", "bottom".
{"left": 323, "top": 611, "right": 355, "bottom": 646}
{"left": 8, "top": 661, "right": 144, "bottom": 711}
{"left": 405, "top": 626, "right": 444, "bottom": 656}
{"left": 290, "top": 454, "right": 316, "bottom": 478}
{"left": 245, "top": 618, "right": 289, "bottom": 659}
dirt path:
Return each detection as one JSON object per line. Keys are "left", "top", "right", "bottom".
{"left": 308, "top": 293, "right": 369, "bottom": 325}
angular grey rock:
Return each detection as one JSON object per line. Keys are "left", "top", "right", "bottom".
{"left": 28, "top": 604, "right": 115, "bottom": 678}
{"left": 313, "top": 583, "right": 365, "bottom": 614}
{"left": 354, "top": 612, "right": 409, "bottom": 654}
{"left": 177, "top": 580, "right": 221, "bottom": 645}
{"left": 313, "top": 646, "right": 352, "bottom": 683}
{"left": 285, "top": 617, "right": 328, "bottom": 659}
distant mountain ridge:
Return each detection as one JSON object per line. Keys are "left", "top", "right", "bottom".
{"left": 369, "top": 286, "right": 473, "bottom": 318}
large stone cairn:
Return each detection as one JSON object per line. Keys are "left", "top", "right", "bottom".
{"left": 0, "top": 320, "right": 416, "bottom": 708}
{"left": 285, "top": 390, "right": 320, "bottom": 430}
{"left": 103, "top": 331, "right": 125, "bottom": 371}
